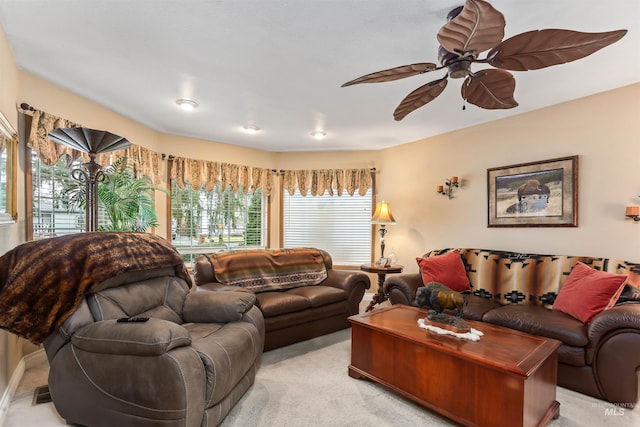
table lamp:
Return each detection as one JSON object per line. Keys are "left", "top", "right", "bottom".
{"left": 371, "top": 201, "right": 396, "bottom": 265}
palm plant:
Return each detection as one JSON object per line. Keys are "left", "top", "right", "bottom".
{"left": 62, "top": 156, "right": 165, "bottom": 232}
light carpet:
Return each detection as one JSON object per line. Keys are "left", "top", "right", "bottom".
{"left": 221, "top": 328, "right": 639, "bottom": 427}
{"left": 6, "top": 328, "right": 640, "bottom": 426}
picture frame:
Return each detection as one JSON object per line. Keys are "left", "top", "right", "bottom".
{"left": 487, "top": 156, "right": 578, "bottom": 227}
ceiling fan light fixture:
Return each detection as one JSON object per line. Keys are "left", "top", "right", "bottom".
{"left": 310, "top": 130, "right": 326, "bottom": 140}
{"left": 341, "top": 0, "right": 627, "bottom": 120}
{"left": 176, "top": 98, "right": 198, "bottom": 111}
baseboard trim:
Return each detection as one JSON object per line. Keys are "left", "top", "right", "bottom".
{"left": 0, "top": 349, "right": 46, "bottom": 427}
{"left": 0, "top": 360, "right": 24, "bottom": 427}
{"left": 362, "top": 293, "right": 373, "bottom": 301}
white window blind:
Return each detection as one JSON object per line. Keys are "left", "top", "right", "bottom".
{"left": 283, "top": 188, "right": 372, "bottom": 266}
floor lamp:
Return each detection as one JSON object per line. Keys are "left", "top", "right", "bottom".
{"left": 48, "top": 127, "right": 131, "bottom": 232}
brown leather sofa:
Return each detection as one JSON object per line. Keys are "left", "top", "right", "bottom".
{"left": 0, "top": 232, "right": 267, "bottom": 427}
{"left": 193, "top": 248, "right": 370, "bottom": 351}
{"left": 383, "top": 248, "right": 640, "bottom": 407}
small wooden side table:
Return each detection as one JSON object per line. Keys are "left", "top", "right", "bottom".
{"left": 360, "top": 263, "right": 404, "bottom": 312}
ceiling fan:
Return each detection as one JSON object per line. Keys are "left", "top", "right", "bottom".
{"left": 341, "top": 0, "right": 627, "bottom": 121}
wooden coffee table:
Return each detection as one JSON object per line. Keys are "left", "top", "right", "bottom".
{"left": 349, "top": 305, "right": 561, "bottom": 427}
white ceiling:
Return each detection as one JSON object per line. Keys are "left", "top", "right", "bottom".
{"left": 0, "top": 0, "right": 638, "bottom": 152}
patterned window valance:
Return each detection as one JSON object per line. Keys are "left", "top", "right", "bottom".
{"left": 170, "top": 156, "right": 274, "bottom": 196}
{"left": 25, "top": 109, "right": 164, "bottom": 183}
{"left": 282, "top": 168, "right": 372, "bottom": 196}
{"left": 22, "top": 107, "right": 373, "bottom": 197}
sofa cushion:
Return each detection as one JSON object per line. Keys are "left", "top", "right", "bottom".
{"left": 286, "top": 286, "right": 346, "bottom": 307}
{"left": 482, "top": 304, "right": 588, "bottom": 347}
{"left": 416, "top": 249, "right": 470, "bottom": 292}
{"left": 553, "top": 262, "right": 627, "bottom": 324}
{"left": 557, "top": 344, "right": 586, "bottom": 367}
{"left": 255, "top": 292, "right": 312, "bottom": 317}
{"left": 462, "top": 294, "right": 503, "bottom": 321}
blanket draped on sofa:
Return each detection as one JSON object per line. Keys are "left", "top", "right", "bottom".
{"left": 0, "top": 232, "right": 190, "bottom": 343}
{"left": 206, "top": 248, "right": 327, "bottom": 292}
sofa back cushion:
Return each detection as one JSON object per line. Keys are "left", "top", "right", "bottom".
{"left": 87, "top": 275, "right": 190, "bottom": 324}
{"left": 423, "top": 248, "right": 639, "bottom": 307}
{"left": 194, "top": 248, "right": 329, "bottom": 293}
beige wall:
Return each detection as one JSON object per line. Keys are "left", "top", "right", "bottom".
{"left": 379, "top": 84, "right": 640, "bottom": 274}
{"left": 0, "top": 23, "right": 28, "bottom": 408}
{"left": 1, "top": 19, "right": 639, "bottom": 407}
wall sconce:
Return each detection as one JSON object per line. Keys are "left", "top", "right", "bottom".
{"left": 437, "top": 176, "right": 459, "bottom": 199}
{"left": 625, "top": 205, "right": 640, "bottom": 222}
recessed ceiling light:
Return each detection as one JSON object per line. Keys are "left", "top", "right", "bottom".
{"left": 175, "top": 98, "right": 198, "bottom": 111}
{"left": 243, "top": 125, "right": 260, "bottom": 134}
{"left": 311, "top": 130, "right": 326, "bottom": 140}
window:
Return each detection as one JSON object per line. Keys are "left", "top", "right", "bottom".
{"left": 170, "top": 181, "right": 267, "bottom": 263}
{"left": 31, "top": 153, "right": 97, "bottom": 238}
{"left": 282, "top": 188, "right": 372, "bottom": 266}
{"left": 0, "top": 148, "right": 6, "bottom": 213}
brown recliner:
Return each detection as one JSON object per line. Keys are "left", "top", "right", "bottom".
{"left": 0, "top": 232, "right": 264, "bottom": 426}
{"left": 43, "top": 266, "right": 265, "bottom": 427}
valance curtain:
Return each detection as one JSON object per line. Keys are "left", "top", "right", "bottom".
{"left": 26, "top": 109, "right": 164, "bottom": 183}
{"left": 169, "top": 156, "right": 274, "bottom": 196}
{"left": 24, "top": 108, "right": 373, "bottom": 197}
{"left": 282, "top": 168, "right": 372, "bottom": 196}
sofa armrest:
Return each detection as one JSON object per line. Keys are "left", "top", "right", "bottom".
{"left": 383, "top": 274, "right": 423, "bottom": 306}
{"left": 588, "top": 303, "right": 640, "bottom": 344}
{"left": 323, "top": 269, "right": 370, "bottom": 314}
{"left": 323, "top": 269, "right": 371, "bottom": 292}
{"left": 586, "top": 303, "right": 640, "bottom": 405}
{"left": 183, "top": 290, "right": 257, "bottom": 323}
{"left": 71, "top": 319, "right": 191, "bottom": 356}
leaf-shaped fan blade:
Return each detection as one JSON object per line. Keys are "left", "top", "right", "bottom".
{"left": 462, "top": 69, "right": 518, "bottom": 110}
{"left": 437, "top": 0, "right": 505, "bottom": 55}
{"left": 488, "top": 29, "right": 627, "bottom": 71}
{"left": 341, "top": 63, "right": 437, "bottom": 87}
{"left": 393, "top": 77, "right": 448, "bottom": 121}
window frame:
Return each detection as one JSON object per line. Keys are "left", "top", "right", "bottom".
{"left": 0, "top": 111, "right": 17, "bottom": 226}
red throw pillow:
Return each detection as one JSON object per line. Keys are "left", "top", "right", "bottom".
{"left": 416, "top": 249, "right": 470, "bottom": 292}
{"left": 553, "top": 262, "right": 627, "bottom": 324}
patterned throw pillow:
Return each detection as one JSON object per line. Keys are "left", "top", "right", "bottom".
{"left": 616, "top": 284, "right": 640, "bottom": 305}
{"left": 553, "top": 262, "right": 627, "bottom": 323}
{"left": 416, "top": 249, "right": 470, "bottom": 292}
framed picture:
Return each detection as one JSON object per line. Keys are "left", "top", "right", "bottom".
{"left": 487, "top": 156, "right": 578, "bottom": 227}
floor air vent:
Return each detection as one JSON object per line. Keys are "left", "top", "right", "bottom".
{"left": 32, "top": 385, "right": 52, "bottom": 405}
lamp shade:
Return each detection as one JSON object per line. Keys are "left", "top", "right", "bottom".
{"left": 48, "top": 127, "right": 131, "bottom": 154}
{"left": 371, "top": 201, "right": 396, "bottom": 225}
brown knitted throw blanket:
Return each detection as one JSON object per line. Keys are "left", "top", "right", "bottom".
{"left": 207, "top": 248, "right": 327, "bottom": 293}
{"left": 0, "top": 232, "right": 190, "bottom": 344}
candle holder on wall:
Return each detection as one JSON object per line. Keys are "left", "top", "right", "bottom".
{"left": 437, "top": 176, "right": 459, "bottom": 199}
{"left": 626, "top": 203, "right": 640, "bottom": 222}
